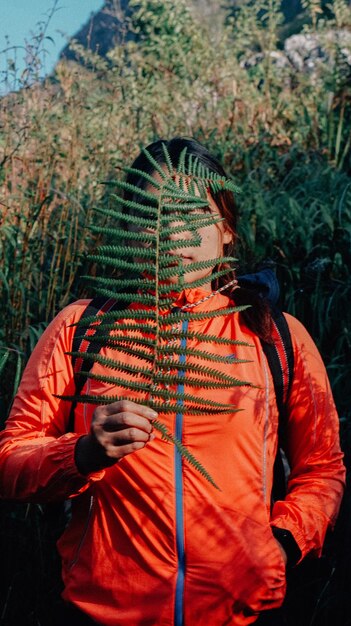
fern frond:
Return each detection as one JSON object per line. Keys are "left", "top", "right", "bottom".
{"left": 88, "top": 379, "right": 235, "bottom": 410}
{"left": 87, "top": 255, "right": 155, "bottom": 274}
{"left": 59, "top": 394, "right": 240, "bottom": 417}
{"left": 161, "top": 143, "right": 173, "bottom": 174}
{"left": 156, "top": 237, "right": 202, "bottom": 252}
{"left": 72, "top": 347, "right": 250, "bottom": 386}
{"left": 207, "top": 176, "right": 241, "bottom": 196}
{"left": 158, "top": 257, "right": 230, "bottom": 280}
{"left": 163, "top": 305, "right": 249, "bottom": 325}
{"left": 109, "top": 179, "right": 160, "bottom": 203}
{"left": 158, "top": 189, "right": 208, "bottom": 203}
{"left": 85, "top": 322, "right": 155, "bottom": 335}
{"left": 71, "top": 308, "right": 157, "bottom": 329}
{"left": 91, "top": 322, "right": 249, "bottom": 346}
{"left": 152, "top": 419, "right": 219, "bottom": 490}
{"left": 109, "top": 194, "right": 159, "bottom": 215}
{"left": 92, "top": 205, "right": 124, "bottom": 221}
{"left": 81, "top": 276, "right": 154, "bottom": 292}
{"left": 150, "top": 404, "right": 241, "bottom": 416}
{"left": 140, "top": 146, "right": 169, "bottom": 180}
{"left": 67, "top": 144, "right": 251, "bottom": 489}
{"left": 158, "top": 267, "right": 235, "bottom": 292}
{"left": 77, "top": 372, "right": 240, "bottom": 408}
{"left": 111, "top": 211, "right": 158, "bottom": 230}
{"left": 161, "top": 216, "right": 224, "bottom": 238}
{"left": 154, "top": 360, "right": 251, "bottom": 381}
{"left": 80, "top": 324, "right": 251, "bottom": 348}
{"left": 71, "top": 341, "right": 155, "bottom": 363}
{"left": 85, "top": 335, "right": 250, "bottom": 374}
{"left": 157, "top": 345, "right": 251, "bottom": 366}
{"left": 81, "top": 359, "right": 154, "bottom": 379}
{"left": 71, "top": 304, "right": 248, "bottom": 332}
{"left": 159, "top": 329, "right": 252, "bottom": 348}
{"left": 177, "top": 147, "right": 190, "bottom": 178}
{"left": 122, "top": 167, "right": 163, "bottom": 190}
{"left": 67, "top": 349, "right": 154, "bottom": 369}
{"left": 96, "top": 245, "right": 156, "bottom": 260}
{"left": 78, "top": 372, "right": 155, "bottom": 394}
{"left": 87, "top": 334, "right": 156, "bottom": 350}
{"left": 161, "top": 201, "right": 211, "bottom": 212}
{"left": 82, "top": 288, "right": 155, "bottom": 305}
{"left": 152, "top": 372, "right": 251, "bottom": 389}
{"left": 90, "top": 225, "right": 155, "bottom": 245}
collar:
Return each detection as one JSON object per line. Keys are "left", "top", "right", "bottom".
{"left": 171, "top": 287, "right": 233, "bottom": 313}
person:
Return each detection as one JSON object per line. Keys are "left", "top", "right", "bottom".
{"left": 0, "top": 137, "right": 345, "bottom": 626}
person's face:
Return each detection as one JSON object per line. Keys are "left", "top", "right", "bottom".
{"left": 132, "top": 171, "right": 233, "bottom": 291}
{"left": 161, "top": 192, "right": 233, "bottom": 289}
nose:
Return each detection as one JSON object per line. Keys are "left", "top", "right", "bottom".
{"left": 163, "top": 216, "right": 191, "bottom": 242}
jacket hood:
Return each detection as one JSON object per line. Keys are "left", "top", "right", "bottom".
{"left": 238, "top": 268, "right": 280, "bottom": 305}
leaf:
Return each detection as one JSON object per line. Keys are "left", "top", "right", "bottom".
{"left": 122, "top": 167, "right": 163, "bottom": 190}
{"left": 110, "top": 194, "right": 159, "bottom": 214}
{"left": 97, "top": 245, "right": 156, "bottom": 259}
{"left": 152, "top": 419, "right": 220, "bottom": 490}
{"left": 159, "top": 329, "right": 251, "bottom": 347}
{"left": 82, "top": 276, "right": 154, "bottom": 292}
{"left": 62, "top": 143, "right": 250, "bottom": 489}
{"left": 87, "top": 254, "right": 155, "bottom": 273}
{"left": 111, "top": 179, "right": 161, "bottom": 203}
{"left": 162, "top": 305, "right": 249, "bottom": 324}
{"left": 0, "top": 351, "right": 9, "bottom": 377}
{"left": 13, "top": 352, "right": 22, "bottom": 398}
{"left": 71, "top": 308, "right": 157, "bottom": 329}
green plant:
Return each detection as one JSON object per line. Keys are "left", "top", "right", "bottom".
{"left": 61, "top": 145, "right": 252, "bottom": 489}
{"left": 235, "top": 146, "right": 351, "bottom": 416}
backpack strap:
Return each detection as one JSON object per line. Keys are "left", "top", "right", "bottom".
{"left": 67, "top": 297, "right": 120, "bottom": 432}
{"left": 260, "top": 307, "right": 294, "bottom": 428}
{"left": 260, "top": 306, "right": 294, "bottom": 502}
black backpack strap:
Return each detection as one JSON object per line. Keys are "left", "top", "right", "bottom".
{"left": 260, "top": 307, "right": 294, "bottom": 426}
{"left": 260, "top": 307, "right": 294, "bottom": 502}
{"left": 67, "top": 297, "right": 122, "bottom": 432}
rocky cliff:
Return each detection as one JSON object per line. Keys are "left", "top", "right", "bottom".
{"left": 59, "top": 0, "right": 306, "bottom": 62}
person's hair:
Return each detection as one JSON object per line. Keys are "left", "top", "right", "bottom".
{"left": 125, "top": 136, "right": 272, "bottom": 341}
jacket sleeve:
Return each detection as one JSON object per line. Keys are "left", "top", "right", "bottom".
{"left": 0, "top": 301, "right": 105, "bottom": 503}
{"left": 270, "top": 313, "right": 345, "bottom": 561}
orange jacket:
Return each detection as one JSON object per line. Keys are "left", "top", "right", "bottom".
{"left": 0, "top": 288, "right": 345, "bottom": 626}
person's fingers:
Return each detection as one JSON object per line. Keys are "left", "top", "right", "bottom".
{"left": 90, "top": 401, "right": 157, "bottom": 462}
{"left": 96, "top": 425, "right": 156, "bottom": 461}
{"left": 108, "top": 425, "right": 154, "bottom": 446}
{"left": 93, "top": 401, "right": 157, "bottom": 434}
{"left": 93, "top": 413, "right": 154, "bottom": 438}
{"left": 104, "top": 438, "right": 153, "bottom": 460}
{"left": 103, "top": 412, "right": 155, "bottom": 435}
{"left": 97, "top": 400, "right": 157, "bottom": 421}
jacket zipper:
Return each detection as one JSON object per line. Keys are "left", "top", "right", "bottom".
{"left": 174, "top": 318, "right": 188, "bottom": 626}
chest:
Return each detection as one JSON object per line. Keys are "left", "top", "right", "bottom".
{"left": 72, "top": 313, "right": 279, "bottom": 447}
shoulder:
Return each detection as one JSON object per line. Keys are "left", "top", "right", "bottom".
{"left": 48, "top": 299, "right": 92, "bottom": 329}
{"left": 38, "top": 299, "right": 92, "bottom": 344}
{"left": 283, "top": 312, "right": 317, "bottom": 350}
{"left": 282, "top": 312, "right": 328, "bottom": 377}
{"left": 26, "top": 300, "right": 92, "bottom": 378}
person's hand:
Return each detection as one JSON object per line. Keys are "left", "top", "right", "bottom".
{"left": 75, "top": 400, "right": 157, "bottom": 474}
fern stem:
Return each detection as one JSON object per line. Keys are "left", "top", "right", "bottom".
{"left": 152, "top": 419, "right": 219, "bottom": 490}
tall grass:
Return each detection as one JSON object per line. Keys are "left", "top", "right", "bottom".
{"left": 234, "top": 147, "right": 351, "bottom": 414}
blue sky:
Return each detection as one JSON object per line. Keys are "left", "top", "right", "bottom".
{"left": 0, "top": 0, "right": 104, "bottom": 85}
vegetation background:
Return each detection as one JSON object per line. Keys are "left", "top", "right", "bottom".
{"left": 0, "top": 0, "right": 351, "bottom": 624}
